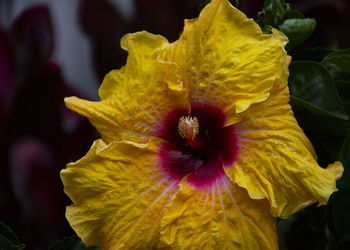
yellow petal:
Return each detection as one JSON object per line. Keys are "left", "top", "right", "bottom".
{"left": 64, "top": 96, "right": 153, "bottom": 143}
{"left": 160, "top": 0, "right": 288, "bottom": 125}
{"left": 159, "top": 179, "right": 278, "bottom": 249}
{"left": 100, "top": 31, "right": 184, "bottom": 99}
{"left": 226, "top": 83, "right": 344, "bottom": 218}
{"left": 61, "top": 137, "right": 179, "bottom": 249}
{"left": 65, "top": 31, "right": 189, "bottom": 143}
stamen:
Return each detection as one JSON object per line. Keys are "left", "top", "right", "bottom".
{"left": 178, "top": 116, "right": 199, "bottom": 140}
{"left": 178, "top": 116, "right": 205, "bottom": 150}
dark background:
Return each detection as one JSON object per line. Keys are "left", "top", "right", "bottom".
{"left": 0, "top": 0, "right": 349, "bottom": 249}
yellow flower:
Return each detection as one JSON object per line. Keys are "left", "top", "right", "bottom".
{"left": 61, "top": 0, "right": 343, "bottom": 249}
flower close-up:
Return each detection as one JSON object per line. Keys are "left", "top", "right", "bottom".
{"left": 61, "top": 0, "right": 344, "bottom": 249}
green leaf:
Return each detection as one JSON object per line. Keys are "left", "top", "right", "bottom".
{"left": 278, "top": 206, "right": 331, "bottom": 250}
{"left": 326, "top": 135, "right": 350, "bottom": 243}
{"left": 0, "top": 222, "right": 19, "bottom": 246}
{"left": 284, "top": 8, "right": 304, "bottom": 19}
{"left": 289, "top": 61, "right": 349, "bottom": 120}
{"left": 278, "top": 214, "right": 299, "bottom": 250}
{"left": 291, "top": 47, "right": 333, "bottom": 62}
{"left": 324, "top": 49, "right": 350, "bottom": 74}
{"left": 293, "top": 111, "right": 350, "bottom": 136}
{"left": 262, "top": 0, "right": 287, "bottom": 27}
{"left": 323, "top": 60, "right": 350, "bottom": 82}
{"left": 302, "top": 132, "right": 343, "bottom": 167}
{"left": 332, "top": 192, "right": 350, "bottom": 244}
{"left": 233, "top": 0, "right": 239, "bottom": 7}
{"left": 0, "top": 235, "right": 14, "bottom": 250}
{"left": 260, "top": 24, "right": 273, "bottom": 34}
{"left": 0, "top": 222, "right": 25, "bottom": 250}
{"left": 338, "top": 134, "right": 350, "bottom": 192}
{"left": 279, "top": 18, "right": 316, "bottom": 51}
{"left": 318, "top": 134, "right": 344, "bottom": 162}
{"left": 335, "top": 80, "right": 350, "bottom": 100}
{"left": 335, "top": 80, "right": 350, "bottom": 114}
{"left": 49, "top": 236, "right": 100, "bottom": 250}
{"left": 198, "top": 0, "right": 210, "bottom": 12}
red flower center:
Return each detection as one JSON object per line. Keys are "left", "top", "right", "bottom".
{"left": 157, "top": 103, "right": 239, "bottom": 188}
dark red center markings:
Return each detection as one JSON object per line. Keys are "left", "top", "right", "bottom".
{"left": 157, "top": 103, "right": 238, "bottom": 188}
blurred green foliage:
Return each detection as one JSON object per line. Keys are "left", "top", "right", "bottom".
{"left": 0, "top": 224, "right": 101, "bottom": 250}
{"left": 289, "top": 61, "right": 348, "bottom": 120}
{"left": 257, "top": 0, "right": 316, "bottom": 51}
{"left": 0, "top": 222, "right": 25, "bottom": 250}
{"left": 325, "top": 49, "right": 350, "bottom": 75}
{"left": 48, "top": 236, "right": 100, "bottom": 250}
{"left": 256, "top": 0, "right": 350, "bottom": 249}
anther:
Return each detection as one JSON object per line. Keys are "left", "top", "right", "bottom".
{"left": 178, "top": 116, "right": 199, "bottom": 140}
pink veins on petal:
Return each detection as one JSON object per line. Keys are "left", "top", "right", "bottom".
{"left": 157, "top": 103, "right": 239, "bottom": 188}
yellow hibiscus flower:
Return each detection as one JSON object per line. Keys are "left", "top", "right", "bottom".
{"left": 61, "top": 0, "right": 344, "bottom": 249}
